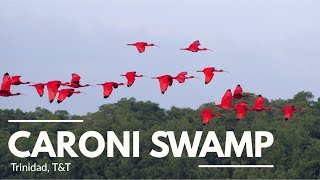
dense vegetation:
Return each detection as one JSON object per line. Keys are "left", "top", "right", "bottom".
{"left": 0, "top": 91, "right": 319, "bottom": 179}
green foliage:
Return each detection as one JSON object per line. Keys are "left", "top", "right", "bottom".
{"left": 0, "top": 92, "right": 319, "bottom": 179}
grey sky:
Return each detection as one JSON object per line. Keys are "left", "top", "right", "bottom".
{"left": 1, "top": 0, "right": 320, "bottom": 115}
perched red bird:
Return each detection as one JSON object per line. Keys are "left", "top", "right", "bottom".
{"left": 180, "top": 40, "right": 212, "bottom": 52}
{"left": 121, "top": 71, "right": 145, "bottom": 87}
{"left": 248, "top": 95, "right": 272, "bottom": 111}
{"left": 56, "top": 88, "right": 84, "bottom": 103}
{"left": 233, "top": 85, "right": 252, "bottom": 99}
{"left": 127, "top": 42, "right": 159, "bottom": 53}
{"left": 233, "top": 102, "right": 248, "bottom": 120}
{"left": 199, "top": 109, "right": 225, "bottom": 125}
{"left": 29, "top": 83, "right": 46, "bottom": 97}
{"left": 11, "top": 76, "right": 31, "bottom": 85}
{"left": 214, "top": 89, "right": 234, "bottom": 110}
{"left": 282, "top": 105, "right": 303, "bottom": 121}
{"left": 46, "top": 80, "right": 67, "bottom": 103}
{"left": 152, "top": 75, "right": 174, "bottom": 94}
{"left": 174, "top": 72, "right": 197, "bottom": 83}
{"left": 97, "top": 82, "right": 125, "bottom": 98}
{"left": 64, "top": 73, "right": 91, "bottom": 88}
{"left": 0, "top": 73, "right": 23, "bottom": 97}
{"left": 197, "top": 67, "right": 225, "bottom": 84}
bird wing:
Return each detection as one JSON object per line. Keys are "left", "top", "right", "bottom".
{"left": 168, "top": 77, "right": 173, "bottom": 86}
{"left": 283, "top": 106, "right": 294, "bottom": 119}
{"left": 1, "top": 73, "right": 11, "bottom": 92}
{"left": 175, "top": 76, "right": 185, "bottom": 83}
{"left": 159, "top": 78, "right": 169, "bottom": 93}
{"left": 136, "top": 44, "right": 146, "bottom": 53}
{"left": 71, "top": 74, "right": 81, "bottom": 84}
{"left": 103, "top": 84, "right": 114, "bottom": 97}
{"left": 221, "top": 90, "right": 233, "bottom": 104}
{"left": 254, "top": 96, "right": 264, "bottom": 109}
{"left": 189, "top": 41, "right": 201, "bottom": 49}
{"left": 202, "top": 109, "right": 213, "bottom": 125}
{"left": 57, "top": 90, "right": 69, "bottom": 102}
{"left": 127, "top": 77, "right": 136, "bottom": 87}
{"left": 237, "top": 106, "right": 247, "bottom": 120}
{"left": 34, "top": 84, "right": 45, "bottom": 97}
{"left": 47, "top": 82, "right": 60, "bottom": 102}
{"left": 234, "top": 86, "right": 243, "bottom": 95}
{"left": 204, "top": 72, "right": 214, "bottom": 84}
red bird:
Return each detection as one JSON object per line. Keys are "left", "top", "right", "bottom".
{"left": 233, "top": 102, "right": 248, "bottom": 120}
{"left": 127, "top": 42, "right": 159, "bottom": 53}
{"left": 199, "top": 109, "right": 225, "bottom": 125}
{"left": 215, "top": 89, "right": 234, "bottom": 110}
{"left": 11, "top": 76, "right": 31, "bottom": 85}
{"left": 29, "top": 83, "right": 46, "bottom": 97}
{"left": 0, "top": 73, "right": 23, "bottom": 97}
{"left": 121, "top": 71, "right": 145, "bottom": 87}
{"left": 180, "top": 40, "right": 213, "bottom": 52}
{"left": 197, "top": 67, "right": 225, "bottom": 84}
{"left": 152, "top": 75, "right": 174, "bottom": 94}
{"left": 248, "top": 95, "right": 272, "bottom": 111}
{"left": 64, "top": 73, "right": 91, "bottom": 88}
{"left": 174, "top": 72, "right": 197, "bottom": 83}
{"left": 282, "top": 105, "right": 303, "bottom": 121}
{"left": 56, "top": 88, "right": 84, "bottom": 103}
{"left": 233, "top": 85, "right": 252, "bottom": 99}
{"left": 97, "top": 82, "right": 125, "bottom": 98}
{"left": 46, "top": 80, "right": 67, "bottom": 103}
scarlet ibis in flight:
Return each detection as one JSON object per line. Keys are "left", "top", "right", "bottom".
{"left": 214, "top": 89, "right": 234, "bottom": 110}
{"left": 0, "top": 73, "right": 23, "bottom": 97}
{"left": 180, "top": 40, "right": 213, "bottom": 52}
{"left": 174, "top": 72, "right": 197, "bottom": 83}
{"left": 197, "top": 67, "right": 226, "bottom": 84}
{"left": 29, "top": 83, "right": 46, "bottom": 97}
{"left": 121, "top": 71, "right": 145, "bottom": 87}
{"left": 282, "top": 105, "right": 303, "bottom": 121}
{"left": 127, "top": 42, "right": 159, "bottom": 53}
{"left": 233, "top": 102, "right": 248, "bottom": 120}
{"left": 248, "top": 95, "right": 272, "bottom": 111}
{"left": 64, "top": 73, "right": 92, "bottom": 88}
{"left": 56, "top": 88, "right": 84, "bottom": 103}
{"left": 152, "top": 75, "right": 174, "bottom": 94}
{"left": 199, "top": 109, "right": 225, "bottom": 125}
{"left": 11, "top": 76, "right": 31, "bottom": 85}
{"left": 233, "top": 85, "right": 252, "bottom": 99}
{"left": 46, "top": 80, "right": 68, "bottom": 103}
{"left": 97, "top": 82, "right": 125, "bottom": 98}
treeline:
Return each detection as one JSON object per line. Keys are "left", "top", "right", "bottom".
{"left": 0, "top": 91, "right": 319, "bottom": 179}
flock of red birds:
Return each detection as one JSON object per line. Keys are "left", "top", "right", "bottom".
{"left": 1, "top": 40, "right": 302, "bottom": 124}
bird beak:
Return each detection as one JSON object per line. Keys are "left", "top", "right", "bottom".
{"left": 208, "top": 49, "right": 214, "bottom": 52}
{"left": 155, "top": 45, "right": 160, "bottom": 48}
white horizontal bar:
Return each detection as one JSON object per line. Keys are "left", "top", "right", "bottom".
{"left": 8, "top": 120, "right": 83, "bottom": 123}
{"left": 198, "top": 165, "right": 274, "bottom": 168}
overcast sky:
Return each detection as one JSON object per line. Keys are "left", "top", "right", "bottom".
{"left": 1, "top": 0, "right": 319, "bottom": 115}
